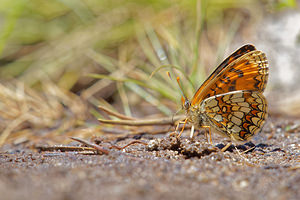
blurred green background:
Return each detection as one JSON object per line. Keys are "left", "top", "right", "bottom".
{"left": 0, "top": 0, "right": 298, "bottom": 145}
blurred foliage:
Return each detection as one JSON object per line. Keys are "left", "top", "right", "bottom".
{"left": 0, "top": 0, "right": 297, "bottom": 113}
{"left": 274, "top": 0, "right": 297, "bottom": 10}
{"left": 0, "top": 0, "right": 298, "bottom": 145}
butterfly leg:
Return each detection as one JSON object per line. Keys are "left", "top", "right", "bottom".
{"left": 221, "top": 143, "right": 232, "bottom": 152}
{"left": 175, "top": 118, "right": 188, "bottom": 138}
{"left": 189, "top": 125, "right": 195, "bottom": 138}
{"left": 199, "top": 125, "right": 212, "bottom": 144}
{"left": 190, "top": 125, "right": 212, "bottom": 143}
{"left": 207, "top": 126, "right": 212, "bottom": 144}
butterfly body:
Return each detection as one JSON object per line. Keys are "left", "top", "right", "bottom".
{"left": 184, "top": 44, "right": 269, "bottom": 142}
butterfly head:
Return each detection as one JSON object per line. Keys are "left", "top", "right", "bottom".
{"left": 175, "top": 76, "right": 191, "bottom": 111}
{"left": 181, "top": 96, "right": 190, "bottom": 111}
{"left": 182, "top": 95, "right": 205, "bottom": 129}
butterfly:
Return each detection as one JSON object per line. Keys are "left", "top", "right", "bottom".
{"left": 181, "top": 44, "right": 269, "bottom": 142}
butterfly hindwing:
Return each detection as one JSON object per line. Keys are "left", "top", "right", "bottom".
{"left": 201, "top": 91, "right": 267, "bottom": 141}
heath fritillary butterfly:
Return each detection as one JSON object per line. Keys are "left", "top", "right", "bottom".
{"left": 181, "top": 44, "right": 269, "bottom": 142}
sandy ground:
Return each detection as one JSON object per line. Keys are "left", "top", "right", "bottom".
{"left": 0, "top": 118, "right": 299, "bottom": 200}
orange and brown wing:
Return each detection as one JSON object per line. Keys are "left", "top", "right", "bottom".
{"left": 201, "top": 91, "right": 267, "bottom": 141}
{"left": 191, "top": 45, "right": 268, "bottom": 105}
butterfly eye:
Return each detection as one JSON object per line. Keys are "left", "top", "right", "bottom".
{"left": 181, "top": 96, "right": 190, "bottom": 110}
{"left": 184, "top": 99, "right": 190, "bottom": 110}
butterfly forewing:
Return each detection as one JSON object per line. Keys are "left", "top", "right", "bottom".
{"left": 191, "top": 45, "right": 256, "bottom": 104}
{"left": 201, "top": 91, "right": 267, "bottom": 141}
{"left": 191, "top": 46, "right": 268, "bottom": 106}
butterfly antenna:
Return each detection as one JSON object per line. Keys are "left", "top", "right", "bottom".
{"left": 166, "top": 71, "right": 173, "bottom": 80}
{"left": 167, "top": 72, "right": 184, "bottom": 97}
{"left": 167, "top": 72, "right": 189, "bottom": 109}
{"left": 176, "top": 77, "right": 189, "bottom": 102}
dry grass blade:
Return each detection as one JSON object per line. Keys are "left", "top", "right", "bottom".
{"left": 0, "top": 114, "right": 30, "bottom": 147}
{"left": 35, "top": 145, "right": 96, "bottom": 152}
{"left": 98, "top": 105, "right": 136, "bottom": 120}
{"left": 109, "top": 140, "right": 148, "bottom": 150}
{"left": 71, "top": 137, "right": 110, "bottom": 155}
{"left": 98, "top": 115, "right": 185, "bottom": 126}
{"left": 0, "top": 81, "right": 88, "bottom": 146}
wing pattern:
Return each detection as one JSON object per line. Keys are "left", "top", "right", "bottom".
{"left": 201, "top": 91, "right": 267, "bottom": 141}
{"left": 185, "top": 44, "right": 269, "bottom": 141}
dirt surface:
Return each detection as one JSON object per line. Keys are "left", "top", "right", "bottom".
{"left": 0, "top": 119, "right": 299, "bottom": 200}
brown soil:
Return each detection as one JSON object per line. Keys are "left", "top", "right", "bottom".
{"left": 0, "top": 118, "right": 299, "bottom": 200}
